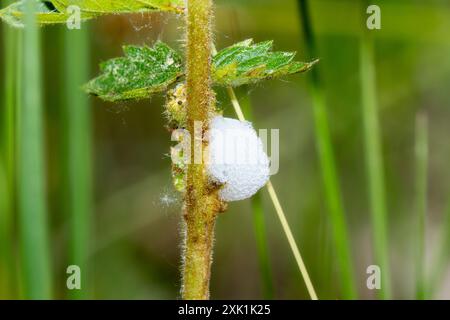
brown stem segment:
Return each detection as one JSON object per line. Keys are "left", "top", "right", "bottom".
{"left": 182, "top": 0, "right": 222, "bottom": 300}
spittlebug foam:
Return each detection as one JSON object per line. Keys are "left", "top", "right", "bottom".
{"left": 206, "top": 116, "right": 270, "bottom": 202}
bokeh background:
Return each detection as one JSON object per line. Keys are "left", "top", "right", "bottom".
{"left": 1, "top": 0, "right": 450, "bottom": 299}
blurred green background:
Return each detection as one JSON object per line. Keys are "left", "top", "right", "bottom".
{"left": 1, "top": 0, "right": 450, "bottom": 299}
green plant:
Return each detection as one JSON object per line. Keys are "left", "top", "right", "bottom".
{"left": 359, "top": 7, "right": 391, "bottom": 299}
{"left": 18, "top": 0, "right": 53, "bottom": 299}
{"left": 414, "top": 112, "right": 428, "bottom": 300}
{"left": 223, "top": 82, "right": 318, "bottom": 300}
{"left": 1, "top": 0, "right": 317, "bottom": 299}
{"left": 0, "top": 0, "right": 17, "bottom": 299}
{"left": 63, "top": 23, "right": 92, "bottom": 300}
{"left": 297, "top": 0, "right": 357, "bottom": 299}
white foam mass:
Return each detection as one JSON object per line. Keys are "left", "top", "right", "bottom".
{"left": 206, "top": 116, "right": 270, "bottom": 202}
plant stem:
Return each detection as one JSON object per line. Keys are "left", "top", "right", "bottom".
{"left": 359, "top": 6, "right": 391, "bottom": 299}
{"left": 297, "top": 0, "right": 357, "bottom": 299}
{"left": 18, "top": 0, "right": 52, "bottom": 299}
{"left": 64, "top": 25, "right": 92, "bottom": 299}
{"left": 415, "top": 113, "right": 428, "bottom": 300}
{"left": 182, "top": 0, "right": 222, "bottom": 300}
{"left": 266, "top": 181, "right": 318, "bottom": 299}
{"left": 0, "top": 0, "right": 17, "bottom": 298}
{"left": 223, "top": 85, "right": 318, "bottom": 300}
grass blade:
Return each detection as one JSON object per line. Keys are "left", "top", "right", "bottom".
{"left": 414, "top": 113, "right": 428, "bottom": 299}
{"left": 63, "top": 25, "right": 93, "bottom": 299}
{"left": 18, "top": 0, "right": 52, "bottom": 299}
{"left": 0, "top": 0, "right": 17, "bottom": 298}
{"left": 359, "top": 3, "right": 391, "bottom": 299}
{"left": 297, "top": 0, "right": 357, "bottom": 299}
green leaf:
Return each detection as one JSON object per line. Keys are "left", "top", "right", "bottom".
{"left": 86, "top": 40, "right": 317, "bottom": 102}
{"left": 0, "top": 1, "right": 92, "bottom": 28}
{"left": 84, "top": 42, "right": 183, "bottom": 102}
{"left": 212, "top": 39, "right": 318, "bottom": 87}
{"left": 0, "top": 0, "right": 184, "bottom": 27}
{"left": 51, "top": 0, "right": 184, "bottom": 14}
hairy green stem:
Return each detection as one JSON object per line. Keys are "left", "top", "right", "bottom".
{"left": 64, "top": 26, "right": 92, "bottom": 299}
{"left": 182, "top": 0, "right": 222, "bottom": 300}
{"left": 297, "top": 0, "right": 357, "bottom": 299}
{"left": 18, "top": 0, "right": 52, "bottom": 299}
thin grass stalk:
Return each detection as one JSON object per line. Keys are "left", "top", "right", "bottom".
{"left": 414, "top": 113, "right": 428, "bottom": 300}
{"left": 238, "top": 89, "right": 274, "bottom": 299}
{"left": 359, "top": 3, "right": 391, "bottom": 299}
{"left": 18, "top": 0, "right": 52, "bottom": 299}
{"left": 297, "top": 0, "right": 357, "bottom": 299}
{"left": 15, "top": 28, "right": 24, "bottom": 298}
{"left": 0, "top": 2, "right": 17, "bottom": 298}
{"left": 64, "top": 25, "right": 92, "bottom": 299}
{"left": 224, "top": 85, "right": 318, "bottom": 300}
{"left": 266, "top": 181, "right": 318, "bottom": 299}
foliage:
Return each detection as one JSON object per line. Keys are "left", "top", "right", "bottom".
{"left": 85, "top": 39, "right": 316, "bottom": 102}
{"left": 212, "top": 39, "right": 318, "bottom": 86}
{"left": 0, "top": 0, "right": 183, "bottom": 27}
{"left": 85, "top": 42, "right": 183, "bottom": 102}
